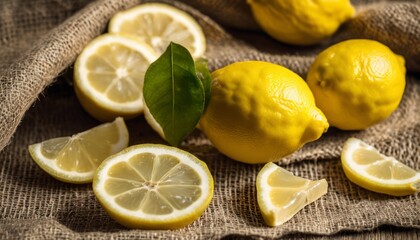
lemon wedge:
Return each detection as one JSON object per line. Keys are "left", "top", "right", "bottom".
{"left": 28, "top": 117, "right": 129, "bottom": 184}
{"left": 108, "top": 3, "right": 206, "bottom": 58}
{"left": 257, "top": 162, "right": 328, "bottom": 226}
{"left": 74, "top": 33, "right": 157, "bottom": 122}
{"left": 93, "top": 144, "right": 214, "bottom": 229}
{"left": 341, "top": 138, "right": 420, "bottom": 196}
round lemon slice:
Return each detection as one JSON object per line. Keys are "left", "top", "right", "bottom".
{"left": 341, "top": 138, "right": 420, "bottom": 196}
{"left": 74, "top": 33, "right": 157, "bottom": 122}
{"left": 108, "top": 3, "right": 206, "bottom": 58}
{"left": 257, "top": 162, "right": 328, "bottom": 227}
{"left": 93, "top": 144, "right": 214, "bottom": 229}
{"left": 28, "top": 117, "right": 129, "bottom": 184}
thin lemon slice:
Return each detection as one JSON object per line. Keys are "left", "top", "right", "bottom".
{"left": 28, "top": 117, "right": 129, "bottom": 184}
{"left": 257, "top": 162, "right": 328, "bottom": 226}
{"left": 109, "top": 3, "right": 206, "bottom": 58}
{"left": 93, "top": 144, "right": 214, "bottom": 229}
{"left": 341, "top": 138, "right": 420, "bottom": 196}
{"left": 74, "top": 33, "right": 157, "bottom": 122}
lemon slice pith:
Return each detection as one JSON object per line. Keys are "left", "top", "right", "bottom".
{"left": 28, "top": 117, "right": 129, "bottom": 184}
{"left": 74, "top": 33, "right": 157, "bottom": 122}
{"left": 341, "top": 138, "right": 420, "bottom": 196}
{"left": 109, "top": 3, "right": 206, "bottom": 58}
{"left": 256, "top": 162, "right": 328, "bottom": 227}
{"left": 93, "top": 144, "right": 214, "bottom": 229}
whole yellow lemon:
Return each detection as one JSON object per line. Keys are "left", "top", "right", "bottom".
{"left": 247, "top": 0, "right": 355, "bottom": 45}
{"left": 306, "top": 39, "right": 406, "bottom": 130}
{"left": 199, "top": 61, "right": 329, "bottom": 164}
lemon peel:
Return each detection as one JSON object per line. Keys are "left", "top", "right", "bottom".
{"left": 199, "top": 61, "right": 328, "bottom": 164}
{"left": 307, "top": 39, "right": 406, "bottom": 130}
{"left": 248, "top": 0, "right": 355, "bottom": 45}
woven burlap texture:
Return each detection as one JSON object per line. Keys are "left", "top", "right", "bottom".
{"left": 0, "top": 0, "right": 419, "bottom": 239}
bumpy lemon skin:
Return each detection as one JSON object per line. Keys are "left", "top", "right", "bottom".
{"left": 199, "top": 61, "right": 329, "bottom": 164}
{"left": 247, "top": 0, "right": 355, "bottom": 45}
{"left": 307, "top": 39, "right": 406, "bottom": 130}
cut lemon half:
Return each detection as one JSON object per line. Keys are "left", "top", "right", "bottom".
{"left": 93, "top": 144, "right": 214, "bottom": 229}
{"left": 74, "top": 33, "right": 157, "bottom": 122}
{"left": 28, "top": 117, "right": 129, "bottom": 184}
{"left": 109, "top": 3, "right": 206, "bottom": 58}
{"left": 257, "top": 162, "right": 328, "bottom": 227}
{"left": 341, "top": 138, "right": 420, "bottom": 196}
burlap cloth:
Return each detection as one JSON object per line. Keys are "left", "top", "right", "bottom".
{"left": 0, "top": 0, "right": 419, "bottom": 239}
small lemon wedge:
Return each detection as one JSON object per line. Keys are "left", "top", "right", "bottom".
{"left": 341, "top": 138, "right": 420, "bottom": 196}
{"left": 93, "top": 144, "right": 214, "bottom": 229}
{"left": 108, "top": 3, "right": 206, "bottom": 58}
{"left": 28, "top": 117, "right": 129, "bottom": 184}
{"left": 74, "top": 33, "right": 157, "bottom": 122}
{"left": 256, "top": 162, "right": 328, "bottom": 226}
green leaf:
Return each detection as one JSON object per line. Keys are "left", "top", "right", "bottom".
{"left": 195, "top": 58, "right": 212, "bottom": 111}
{"left": 143, "top": 42, "right": 205, "bottom": 146}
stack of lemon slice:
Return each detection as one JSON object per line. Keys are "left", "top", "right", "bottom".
{"left": 28, "top": 3, "right": 212, "bottom": 229}
{"left": 73, "top": 3, "right": 206, "bottom": 122}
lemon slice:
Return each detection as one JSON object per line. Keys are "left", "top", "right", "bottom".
{"left": 28, "top": 117, "right": 129, "bottom": 184}
{"left": 257, "top": 162, "right": 328, "bottom": 226}
{"left": 341, "top": 138, "right": 420, "bottom": 196}
{"left": 93, "top": 144, "right": 214, "bottom": 229}
{"left": 74, "top": 33, "right": 157, "bottom": 122}
{"left": 109, "top": 3, "right": 206, "bottom": 58}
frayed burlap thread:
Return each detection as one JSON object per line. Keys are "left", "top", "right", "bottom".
{"left": 0, "top": 0, "right": 419, "bottom": 239}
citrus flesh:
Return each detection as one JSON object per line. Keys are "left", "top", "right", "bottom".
{"left": 28, "top": 117, "right": 129, "bottom": 184}
{"left": 247, "top": 0, "right": 355, "bottom": 45}
{"left": 199, "top": 61, "right": 329, "bottom": 164}
{"left": 257, "top": 162, "right": 328, "bottom": 226}
{"left": 93, "top": 144, "right": 214, "bottom": 229}
{"left": 74, "top": 33, "right": 157, "bottom": 122}
{"left": 341, "top": 138, "right": 420, "bottom": 196}
{"left": 109, "top": 3, "right": 206, "bottom": 58}
{"left": 307, "top": 39, "right": 406, "bottom": 130}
